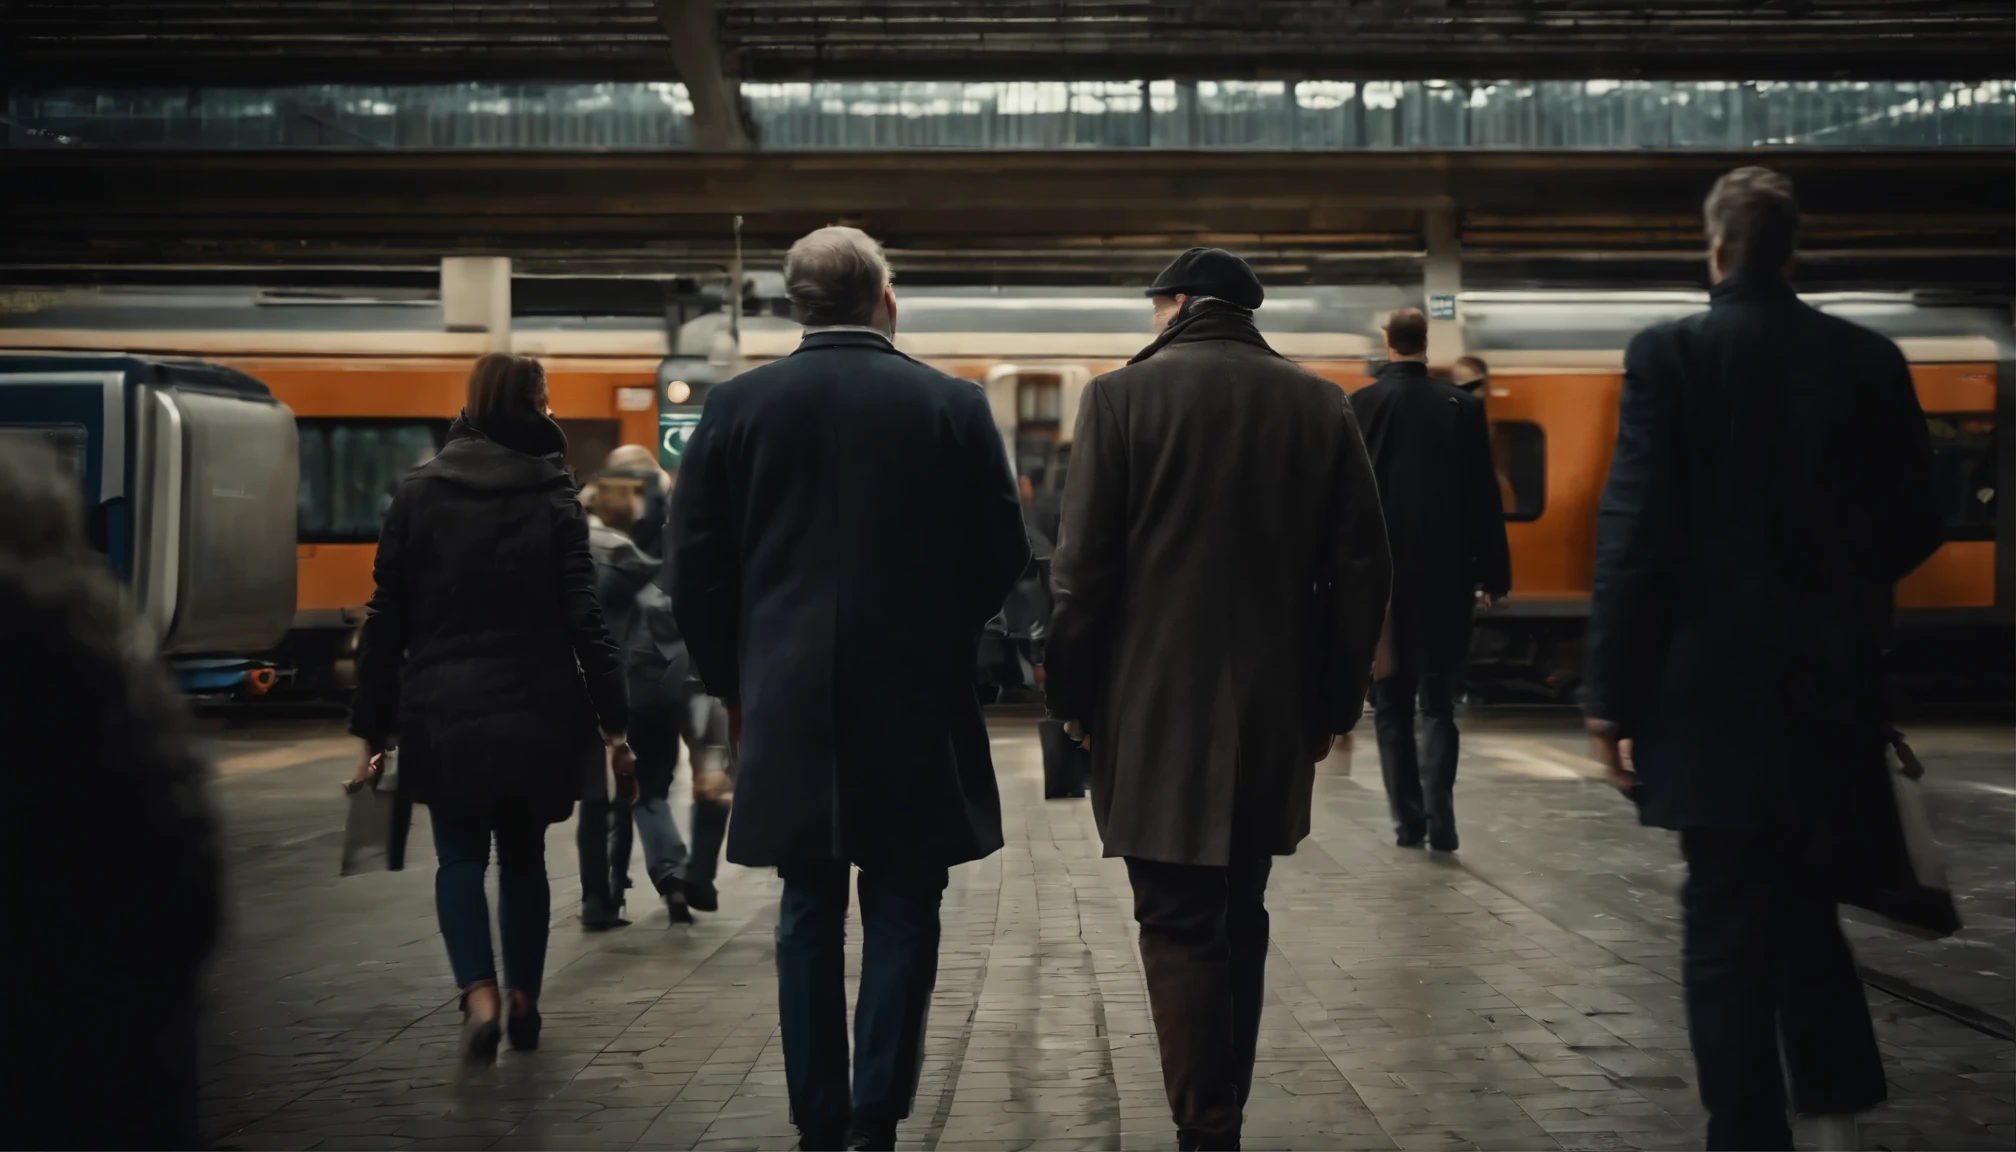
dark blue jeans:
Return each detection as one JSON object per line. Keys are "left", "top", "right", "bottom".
{"left": 430, "top": 801, "right": 550, "bottom": 996}
{"left": 775, "top": 859, "right": 948, "bottom": 1136}
{"left": 580, "top": 701, "right": 688, "bottom": 918}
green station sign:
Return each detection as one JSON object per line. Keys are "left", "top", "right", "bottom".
{"left": 659, "top": 408, "right": 703, "bottom": 471}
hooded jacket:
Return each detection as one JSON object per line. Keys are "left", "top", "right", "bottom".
{"left": 351, "top": 414, "right": 628, "bottom": 819}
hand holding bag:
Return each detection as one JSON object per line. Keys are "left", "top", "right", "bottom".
{"left": 1841, "top": 735, "right": 1961, "bottom": 939}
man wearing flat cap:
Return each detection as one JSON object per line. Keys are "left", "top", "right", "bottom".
{"left": 1046, "top": 248, "right": 1391, "bottom": 1151}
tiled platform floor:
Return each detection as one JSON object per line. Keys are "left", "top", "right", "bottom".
{"left": 197, "top": 715, "right": 2014, "bottom": 1151}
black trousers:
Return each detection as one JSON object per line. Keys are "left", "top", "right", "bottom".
{"left": 1372, "top": 667, "right": 1460, "bottom": 849}
{"left": 1124, "top": 853, "right": 1274, "bottom": 1146}
{"left": 1680, "top": 827, "right": 1887, "bottom": 1151}
{"left": 775, "top": 857, "right": 948, "bottom": 1142}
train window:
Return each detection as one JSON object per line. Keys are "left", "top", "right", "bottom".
{"left": 1926, "top": 414, "right": 1996, "bottom": 541}
{"left": 1017, "top": 376, "right": 1062, "bottom": 426}
{"left": 297, "top": 419, "right": 445, "bottom": 543}
{"left": 1491, "top": 421, "right": 1545, "bottom": 522}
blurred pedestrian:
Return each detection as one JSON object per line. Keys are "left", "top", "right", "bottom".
{"left": 603, "top": 442, "right": 670, "bottom": 557}
{"left": 350, "top": 352, "right": 634, "bottom": 1065}
{"left": 579, "top": 475, "right": 693, "bottom": 928}
{"left": 632, "top": 461, "right": 737, "bottom": 916}
{"left": 0, "top": 442, "right": 220, "bottom": 1148}
{"left": 1351, "top": 307, "right": 1511, "bottom": 852}
{"left": 1045, "top": 248, "right": 1390, "bottom": 1151}
{"left": 672, "top": 226, "right": 1028, "bottom": 1151}
{"left": 1583, "top": 167, "right": 1943, "bottom": 1151}
{"left": 1451, "top": 354, "right": 1489, "bottom": 395}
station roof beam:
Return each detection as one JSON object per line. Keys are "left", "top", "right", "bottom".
{"left": 2, "top": 2, "right": 2011, "bottom": 86}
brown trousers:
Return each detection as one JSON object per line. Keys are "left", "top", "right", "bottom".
{"left": 1124, "top": 853, "right": 1275, "bottom": 1145}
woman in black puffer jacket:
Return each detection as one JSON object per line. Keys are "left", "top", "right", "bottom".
{"left": 349, "top": 353, "right": 632, "bottom": 1064}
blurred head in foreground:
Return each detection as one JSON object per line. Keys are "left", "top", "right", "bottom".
{"left": 0, "top": 441, "right": 218, "bottom": 1147}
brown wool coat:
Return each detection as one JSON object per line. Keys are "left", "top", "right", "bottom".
{"left": 1044, "top": 302, "right": 1391, "bottom": 866}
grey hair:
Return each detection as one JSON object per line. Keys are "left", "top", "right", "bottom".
{"left": 1704, "top": 166, "right": 1798, "bottom": 272}
{"left": 784, "top": 226, "right": 893, "bottom": 328}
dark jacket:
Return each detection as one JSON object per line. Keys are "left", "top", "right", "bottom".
{"left": 1045, "top": 300, "right": 1392, "bottom": 866}
{"left": 587, "top": 517, "right": 689, "bottom": 713}
{"left": 351, "top": 415, "right": 629, "bottom": 821}
{"left": 670, "top": 330, "right": 1030, "bottom": 870}
{"left": 1349, "top": 359, "right": 1512, "bottom": 675}
{"left": 1583, "top": 270, "right": 1942, "bottom": 833}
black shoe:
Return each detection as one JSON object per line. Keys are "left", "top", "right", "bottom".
{"left": 798, "top": 1124, "right": 848, "bottom": 1150}
{"left": 1429, "top": 830, "right": 1459, "bottom": 853}
{"left": 664, "top": 885, "right": 695, "bottom": 925}
{"left": 684, "top": 880, "right": 719, "bottom": 913}
{"left": 581, "top": 911, "right": 631, "bottom": 932}
{"left": 1177, "top": 1128, "right": 1240, "bottom": 1151}
{"left": 844, "top": 1118, "right": 898, "bottom": 1150}
{"left": 1396, "top": 830, "right": 1426, "bottom": 848}
{"left": 505, "top": 993, "right": 541, "bottom": 1052}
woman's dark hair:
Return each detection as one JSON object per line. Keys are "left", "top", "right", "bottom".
{"left": 466, "top": 353, "right": 548, "bottom": 434}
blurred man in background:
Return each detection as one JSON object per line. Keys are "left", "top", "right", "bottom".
{"left": 1351, "top": 308, "right": 1511, "bottom": 853}
{"left": 1451, "top": 354, "right": 1489, "bottom": 395}
{"left": 1583, "top": 166, "right": 1942, "bottom": 1151}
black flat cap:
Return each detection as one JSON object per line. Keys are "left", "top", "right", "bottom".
{"left": 1144, "top": 247, "right": 1264, "bottom": 310}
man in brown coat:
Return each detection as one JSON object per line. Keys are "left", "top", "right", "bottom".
{"left": 1045, "top": 248, "right": 1391, "bottom": 1151}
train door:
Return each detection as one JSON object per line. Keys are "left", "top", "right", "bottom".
{"left": 984, "top": 364, "right": 1091, "bottom": 545}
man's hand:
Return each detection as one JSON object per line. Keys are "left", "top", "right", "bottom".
{"left": 1477, "top": 590, "right": 1509, "bottom": 611}
{"left": 1064, "top": 719, "right": 1090, "bottom": 752}
{"left": 727, "top": 703, "right": 743, "bottom": 747}
{"left": 1587, "top": 719, "right": 1636, "bottom": 795}
{"left": 603, "top": 730, "right": 640, "bottom": 805}
{"left": 1311, "top": 733, "right": 1336, "bottom": 763}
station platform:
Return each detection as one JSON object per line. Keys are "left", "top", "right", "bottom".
{"left": 198, "top": 714, "right": 2013, "bottom": 1151}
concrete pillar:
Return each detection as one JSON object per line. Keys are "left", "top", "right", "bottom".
{"left": 441, "top": 257, "right": 511, "bottom": 351}
{"left": 1423, "top": 205, "right": 1463, "bottom": 369}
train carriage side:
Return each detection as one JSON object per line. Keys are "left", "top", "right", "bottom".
{"left": 1461, "top": 295, "right": 2013, "bottom": 703}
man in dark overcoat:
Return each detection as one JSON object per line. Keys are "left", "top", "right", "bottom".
{"left": 1045, "top": 248, "right": 1391, "bottom": 1151}
{"left": 1583, "top": 167, "right": 1943, "bottom": 1151}
{"left": 1349, "top": 308, "right": 1512, "bottom": 852}
{"left": 670, "top": 226, "right": 1029, "bottom": 1152}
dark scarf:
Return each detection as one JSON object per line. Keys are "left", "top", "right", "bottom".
{"left": 1127, "top": 296, "right": 1278, "bottom": 365}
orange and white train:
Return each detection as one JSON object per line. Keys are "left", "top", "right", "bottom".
{"left": 3, "top": 284, "right": 2005, "bottom": 702}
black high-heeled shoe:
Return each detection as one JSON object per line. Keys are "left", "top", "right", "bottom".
{"left": 506, "top": 991, "right": 541, "bottom": 1052}
{"left": 460, "top": 984, "right": 503, "bottom": 1066}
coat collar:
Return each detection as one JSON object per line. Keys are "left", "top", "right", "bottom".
{"left": 1709, "top": 268, "right": 1800, "bottom": 307}
{"left": 1127, "top": 297, "right": 1277, "bottom": 365}
{"left": 794, "top": 329, "right": 898, "bottom": 354}
{"left": 1372, "top": 359, "right": 1431, "bottom": 383}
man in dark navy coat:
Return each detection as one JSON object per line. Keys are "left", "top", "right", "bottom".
{"left": 1349, "top": 308, "right": 1512, "bottom": 852}
{"left": 1583, "top": 167, "right": 1942, "bottom": 1151}
{"left": 671, "top": 226, "right": 1029, "bottom": 1151}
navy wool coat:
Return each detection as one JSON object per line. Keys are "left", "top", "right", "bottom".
{"left": 670, "top": 330, "right": 1031, "bottom": 871}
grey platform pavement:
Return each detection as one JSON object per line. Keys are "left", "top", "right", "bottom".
{"left": 197, "top": 716, "right": 2014, "bottom": 1151}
